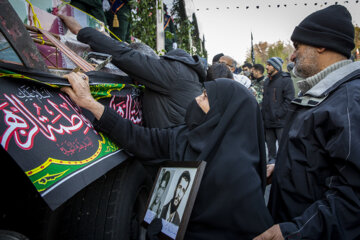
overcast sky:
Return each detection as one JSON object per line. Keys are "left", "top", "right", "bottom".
{"left": 167, "top": 0, "right": 360, "bottom": 64}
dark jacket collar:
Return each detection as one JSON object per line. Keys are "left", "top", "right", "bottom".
{"left": 292, "top": 61, "right": 360, "bottom": 107}
{"left": 269, "top": 71, "right": 281, "bottom": 81}
{"left": 255, "top": 75, "right": 265, "bottom": 82}
{"left": 306, "top": 61, "right": 360, "bottom": 97}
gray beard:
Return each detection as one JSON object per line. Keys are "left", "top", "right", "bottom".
{"left": 293, "top": 48, "right": 319, "bottom": 79}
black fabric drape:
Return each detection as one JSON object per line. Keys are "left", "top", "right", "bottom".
{"left": 77, "top": 27, "right": 204, "bottom": 128}
{"left": 94, "top": 78, "right": 274, "bottom": 239}
{"left": 172, "top": 79, "right": 273, "bottom": 239}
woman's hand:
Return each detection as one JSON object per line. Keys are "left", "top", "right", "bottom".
{"left": 61, "top": 72, "right": 104, "bottom": 120}
{"left": 266, "top": 164, "right": 275, "bottom": 185}
{"left": 253, "top": 224, "right": 284, "bottom": 240}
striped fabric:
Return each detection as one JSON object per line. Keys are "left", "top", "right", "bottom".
{"left": 39, "top": 29, "right": 95, "bottom": 72}
{"left": 267, "top": 57, "right": 283, "bottom": 71}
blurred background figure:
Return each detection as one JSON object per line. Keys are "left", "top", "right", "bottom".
{"left": 164, "top": 4, "right": 177, "bottom": 52}
{"left": 262, "top": 57, "right": 294, "bottom": 163}
{"left": 211, "top": 53, "right": 224, "bottom": 65}
{"left": 251, "top": 63, "right": 265, "bottom": 105}
{"left": 104, "top": 0, "right": 132, "bottom": 42}
{"left": 219, "top": 55, "right": 251, "bottom": 88}
{"left": 206, "top": 62, "right": 233, "bottom": 81}
{"left": 242, "top": 62, "right": 253, "bottom": 79}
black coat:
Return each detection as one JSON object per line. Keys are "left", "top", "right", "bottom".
{"left": 268, "top": 61, "right": 360, "bottom": 239}
{"left": 77, "top": 27, "right": 204, "bottom": 128}
{"left": 262, "top": 71, "right": 294, "bottom": 128}
{"left": 94, "top": 79, "right": 273, "bottom": 239}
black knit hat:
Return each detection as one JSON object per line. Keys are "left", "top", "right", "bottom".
{"left": 291, "top": 5, "right": 354, "bottom": 58}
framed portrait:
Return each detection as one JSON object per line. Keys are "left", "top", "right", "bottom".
{"left": 142, "top": 161, "right": 206, "bottom": 240}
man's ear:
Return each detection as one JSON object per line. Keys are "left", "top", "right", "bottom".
{"left": 316, "top": 47, "right": 326, "bottom": 54}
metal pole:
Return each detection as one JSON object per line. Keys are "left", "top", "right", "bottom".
{"left": 156, "top": 0, "right": 165, "bottom": 52}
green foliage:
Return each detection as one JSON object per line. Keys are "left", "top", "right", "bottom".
{"left": 128, "top": 0, "right": 207, "bottom": 58}
{"left": 268, "top": 41, "right": 285, "bottom": 59}
{"left": 202, "top": 35, "right": 208, "bottom": 59}
{"left": 165, "top": 31, "right": 174, "bottom": 40}
{"left": 353, "top": 25, "right": 360, "bottom": 60}
{"left": 172, "top": 0, "right": 191, "bottom": 52}
{"left": 129, "top": 0, "right": 156, "bottom": 49}
{"left": 191, "top": 13, "right": 203, "bottom": 57}
{"left": 246, "top": 40, "right": 294, "bottom": 68}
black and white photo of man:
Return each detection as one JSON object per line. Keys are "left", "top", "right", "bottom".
{"left": 160, "top": 171, "right": 191, "bottom": 226}
{"left": 149, "top": 171, "right": 171, "bottom": 217}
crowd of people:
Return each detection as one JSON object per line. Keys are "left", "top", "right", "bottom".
{"left": 58, "top": 4, "right": 360, "bottom": 240}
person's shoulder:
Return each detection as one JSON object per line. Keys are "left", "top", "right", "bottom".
{"left": 281, "top": 71, "right": 291, "bottom": 78}
{"left": 263, "top": 77, "right": 270, "bottom": 84}
{"left": 341, "top": 77, "right": 360, "bottom": 95}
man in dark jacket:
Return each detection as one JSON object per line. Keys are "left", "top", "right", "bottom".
{"left": 262, "top": 57, "right": 294, "bottom": 163}
{"left": 255, "top": 5, "right": 360, "bottom": 240}
{"left": 58, "top": 14, "right": 204, "bottom": 128}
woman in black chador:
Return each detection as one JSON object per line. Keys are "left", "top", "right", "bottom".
{"left": 62, "top": 73, "right": 274, "bottom": 239}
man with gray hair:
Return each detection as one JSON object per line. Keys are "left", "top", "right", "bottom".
{"left": 262, "top": 57, "right": 294, "bottom": 164}
{"left": 206, "top": 63, "right": 233, "bottom": 82}
{"left": 255, "top": 5, "right": 360, "bottom": 240}
{"left": 219, "top": 55, "right": 251, "bottom": 88}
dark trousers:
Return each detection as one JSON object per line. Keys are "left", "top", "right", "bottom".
{"left": 265, "top": 128, "right": 283, "bottom": 161}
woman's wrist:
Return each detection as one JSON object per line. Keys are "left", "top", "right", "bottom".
{"left": 87, "top": 100, "right": 105, "bottom": 120}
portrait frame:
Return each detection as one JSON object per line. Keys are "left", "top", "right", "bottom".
{"left": 142, "top": 161, "right": 206, "bottom": 240}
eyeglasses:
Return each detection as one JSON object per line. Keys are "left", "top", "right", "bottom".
{"left": 218, "top": 62, "right": 233, "bottom": 68}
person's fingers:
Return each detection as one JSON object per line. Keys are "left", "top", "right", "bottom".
{"left": 253, "top": 229, "right": 272, "bottom": 240}
{"left": 266, "top": 169, "right": 271, "bottom": 178}
{"left": 74, "top": 73, "right": 90, "bottom": 88}
{"left": 60, "top": 87, "right": 76, "bottom": 99}
{"left": 77, "top": 72, "right": 89, "bottom": 82}
{"left": 266, "top": 164, "right": 275, "bottom": 177}
{"left": 63, "top": 72, "right": 77, "bottom": 87}
{"left": 63, "top": 72, "right": 91, "bottom": 102}
{"left": 253, "top": 234, "right": 265, "bottom": 240}
{"left": 65, "top": 72, "right": 85, "bottom": 87}
{"left": 253, "top": 225, "right": 283, "bottom": 240}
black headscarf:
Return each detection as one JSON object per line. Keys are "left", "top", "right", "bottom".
{"left": 171, "top": 79, "right": 273, "bottom": 239}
